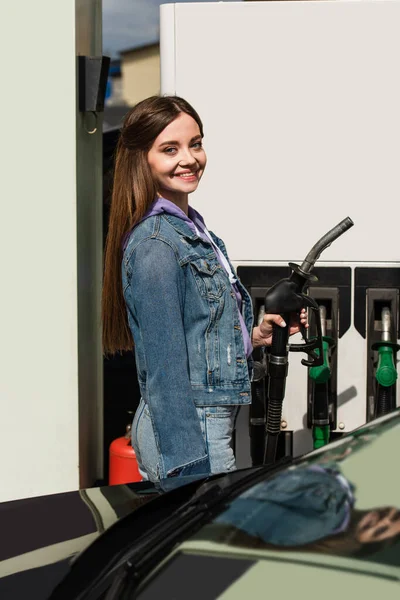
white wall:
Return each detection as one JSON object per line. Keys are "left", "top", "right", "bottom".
{"left": 0, "top": 0, "right": 103, "bottom": 502}
{"left": 161, "top": 1, "right": 400, "bottom": 264}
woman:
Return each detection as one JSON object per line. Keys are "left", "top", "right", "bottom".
{"left": 102, "top": 95, "right": 306, "bottom": 482}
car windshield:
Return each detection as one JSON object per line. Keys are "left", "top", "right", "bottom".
{"left": 129, "top": 412, "right": 400, "bottom": 599}
{"left": 109, "top": 410, "right": 400, "bottom": 600}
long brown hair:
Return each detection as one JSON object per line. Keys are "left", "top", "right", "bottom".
{"left": 102, "top": 95, "right": 204, "bottom": 354}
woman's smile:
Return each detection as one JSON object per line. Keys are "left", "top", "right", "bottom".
{"left": 173, "top": 170, "right": 199, "bottom": 182}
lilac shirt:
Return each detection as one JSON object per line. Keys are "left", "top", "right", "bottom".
{"left": 125, "top": 197, "right": 253, "bottom": 358}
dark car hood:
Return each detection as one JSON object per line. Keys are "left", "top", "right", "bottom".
{"left": 48, "top": 409, "right": 400, "bottom": 600}
{"left": 0, "top": 480, "right": 158, "bottom": 598}
{"left": 2, "top": 409, "right": 400, "bottom": 599}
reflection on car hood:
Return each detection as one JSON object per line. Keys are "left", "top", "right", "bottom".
{"left": 189, "top": 409, "right": 400, "bottom": 576}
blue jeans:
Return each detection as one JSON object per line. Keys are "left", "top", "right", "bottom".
{"left": 132, "top": 398, "right": 239, "bottom": 482}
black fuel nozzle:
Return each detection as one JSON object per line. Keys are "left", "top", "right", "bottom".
{"left": 263, "top": 217, "right": 354, "bottom": 465}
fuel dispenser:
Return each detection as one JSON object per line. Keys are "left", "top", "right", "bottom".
{"left": 246, "top": 219, "right": 354, "bottom": 465}
{"left": 354, "top": 269, "right": 400, "bottom": 422}
{"left": 305, "top": 269, "right": 352, "bottom": 449}
{"left": 262, "top": 217, "right": 354, "bottom": 464}
{"left": 244, "top": 260, "right": 353, "bottom": 465}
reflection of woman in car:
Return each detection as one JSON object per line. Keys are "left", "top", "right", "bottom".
{"left": 210, "top": 466, "right": 400, "bottom": 561}
{"left": 102, "top": 95, "right": 307, "bottom": 483}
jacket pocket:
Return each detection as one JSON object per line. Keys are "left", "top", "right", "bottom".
{"left": 134, "top": 403, "right": 160, "bottom": 480}
{"left": 189, "top": 256, "right": 228, "bottom": 300}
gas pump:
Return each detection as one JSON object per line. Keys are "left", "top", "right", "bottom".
{"left": 308, "top": 305, "right": 335, "bottom": 449}
{"left": 263, "top": 217, "right": 354, "bottom": 464}
{"left": 354, "top": 272, "right": 400, "bottom": 422}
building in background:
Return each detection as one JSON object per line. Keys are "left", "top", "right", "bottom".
{"left": 104, "top": 41, "right": 160, "bottom": 132}
{"left": 120, "top": 41, "right": 160, "bottom": 106}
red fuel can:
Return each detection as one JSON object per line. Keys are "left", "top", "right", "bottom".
{"left": 109, "top": 425, "right": 142, "bottom": 485}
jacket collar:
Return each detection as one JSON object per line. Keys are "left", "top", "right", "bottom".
{"left": 161, "top": 213, "right": 210, "bottom": 243}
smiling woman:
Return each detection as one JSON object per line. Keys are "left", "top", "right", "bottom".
{"left": 101, "top": 95, "right": 307, "bottom": 484}
{"left": 147, "top": 113, "right": 207, "bottom": 209}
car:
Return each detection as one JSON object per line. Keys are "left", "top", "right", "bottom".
{"left": 1, "top": 408, "right": 399, "bottom": 599}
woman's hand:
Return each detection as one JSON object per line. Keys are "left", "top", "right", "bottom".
{"left": 252, "top": 309, "right": 308, "bottom": 348}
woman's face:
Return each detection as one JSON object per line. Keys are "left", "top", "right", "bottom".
{"left": 147, "top": 112, "right": 207, "bottom": 205}
{"left": 356, "top": 507, "right": 400, "bottom": 543}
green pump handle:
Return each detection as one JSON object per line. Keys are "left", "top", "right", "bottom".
{"left": 309, "top": 337, "right": 335, "bottom": 448}
{"left": 371, "top": 306, "right": 400, "bottom": 418}
{"left": 309, "top": 304, "right": 336, "bottom": 450}
{"left": 372, "top": 342, "right": 399, "bottom": 387}
{"left": 309, "top": 336, "right": 334, "bottom": 384}
{"left": 313, "top": 423, "right": 330, "bottom": 449}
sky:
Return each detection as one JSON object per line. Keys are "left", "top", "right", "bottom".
{"left": 103, "top": 0, "right": 242, "bottom": 57}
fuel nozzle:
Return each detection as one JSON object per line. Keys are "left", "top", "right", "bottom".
{"left": 309, "top": 305, "right": 335, "bottom": 449}
{"left": 263, "top": 217, "right": 354, "bottom": 464}
{"left": 309, "top": 305, "right": 334, "bottom": 384}
{"left": 298, "top": 216, "right": 354, "bottom": 276}
{"left": 372, "top": 306, "right": 400, "bottom": 416}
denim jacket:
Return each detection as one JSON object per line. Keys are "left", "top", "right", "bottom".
{"left": 122, "top": 213, "right": 254, "bottom": 478}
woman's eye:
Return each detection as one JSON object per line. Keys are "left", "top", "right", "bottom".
{"left": 192, "top": 142, "right": 203, "bottom": 149}
{"left": 164, "top": 147, "right": 177, "bottom": 154}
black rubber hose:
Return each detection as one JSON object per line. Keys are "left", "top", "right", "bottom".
{"left": 250, "top": 379, "right": 266, "bottom": 466}
{"left": 263, "top": 400, "right": 282, "bottom": 464}
{"left": 264, "top": 319, "right": 290, "bottom": 464}
{"left": 376, "top": 385, "right": 394, "bottom": 417}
